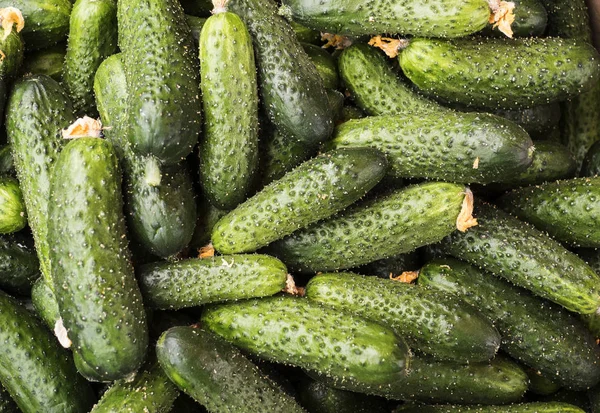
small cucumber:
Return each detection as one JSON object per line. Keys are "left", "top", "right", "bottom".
{"left": 582, "top": 140, "right": 600, "bottom": 177}
{"left": 0, "top": 144, "right": 14, "bottom": 175}
{"left": 482, "top": 0, "right": 547, "bottom": 37}
{"left": 493, "top": 103, "right": 561, "bottom": 138}
{"left": 0, "top": 176, "right": 26, "bottom": 233}
{"left": 31, "top": 277, "right": 59, "bottom": 330}
{"left": 297, "top": 378, "right": 388, "bottom": 413}
{"left": 0, "top": 232, "right": 39, "bottom": 295}
{"left": 302, "top": 42, "right": 337, "bottom": 89}
{"left": 21, "top": 43, "right": 65, "bottom": 80}
{"left": 396, "top": 402, "right": 585, "bottom": 413}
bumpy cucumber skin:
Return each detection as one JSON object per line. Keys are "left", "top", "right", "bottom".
{"left": 0, "top": 177, "right": 26, "bottom": 233}
{"left": 21, "top": 44, "right": 65, "bottom": 81}
{"left": 400, "top": 37, "right": 600, "bottom": 110}
{"left": 583, "top": 140, "right": 600, "bottom": 177}
{"left": 0, "top": 290, "right": 95, "bottom": 413}
{"left": 306, "top": 273, "right": 500, "bottom": 363}
{"left": 297, "top": 379, "right": 388, "bottom": 413}
{"left": 500, "top": 177, "right": 600, "bottom": 247}
{"left": 157, "top": 326, "right": 307, "bottom": 413}
{"left": 228, "top": 0, "right": 333, "bottom": 148}
{"left": 212, "top": 148, "right": 387, "bottom": 254}
{"left": 302, "top": 43, "right": 338, "bottom": 89}
{"left": 185, "top": 15, "right": 206, "bottom": 46}
{"left": 483, "top": 0, "right": 547, "bottom": 37}
{"left": 419, "top": 258, "right": 600, "bottom": 390}
{"left": 396, "top": 402, "right": 586, "bottom": 413}
{"left": 49, "top": 138, "right": 148, "bottom": 381}
{"left": 31, "top": 277, "right": 59, "bottom": 330}
{"left": 6, "top": 75, "right": 75, "bottom": 287}
{"left": 139, "top": 255, "right": 288, "bottom": 309}
{"left": 203, "top": 296, "right": 410, "bottom": 386}
{"left": 199, "top": 10, "right": 259, "bottom": 210}
{"left": 93, "top": 53, "right": 126, "bottom": 147}
{"left": 63, "top": 0, "right": 117, "bottom": 116}
{"left": 0, "top": 28, "right": 24, "bottom": 79}
{"left": 281, "top": 0, "right": 490, "bottom": 38}
{"left": 493, "top": 103, "right": 561, "bottom": 137}
{"left": 436, "top": 202, "right": 600, "bottom": 314}
{"left": 0, "top": 232, "right": 39, "bottom": 295}
{"left": 0, "top": 145, "right": 14, "bottom": 175}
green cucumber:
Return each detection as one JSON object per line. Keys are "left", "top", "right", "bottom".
{"left": 583, "top": 140, "right": 600, "bottom": 177}
{"left": 31, "top": 277, "right": 59, "bottom": 330}
{"left": 399, "top": 37, "right": 600, "bottom": 110}
{"left": 419, "top": 258, "right": 600, "bottom": 390}
{"left": 139, "top": 254, "right": 288, "bottom": 309}
{"left": 435, "top": 202, "right": 600, "bottom": 314}
{"left": 0, "top": 176, "right": 26, "bottom": 233}
{"left": 539, "top": 0, "right": 591, "bottom": 40}
{"left": 396, "top": 402, "right": 585, "bottom": 413}
{"left": 482, "top": 0, "right": 547, "bottom": 37}
{"left": 203, "top": 295, "right": 411, "bottom": 387}
{"left": 527, "top": 368, "right": 561, "bottom": 396}
{"left": 269, "top": 182, "right": 473, "bottom": 272}
{"left": 355, "top": 251, "right": 420, "bottom": 279}
{"left": 297, "top": 378, "right": 388, "bottom": 413}
{"left": 21, "top": 43, "right": 65, "bottom": 80}
{"left": 290, "top": 20, "right": 320, "bottom": 44}
{"left": 0, "top": 144, "right": 14, "bottom": 175}
{"left": 500, "top": 177, "right": 600, "bottom": 247}
{"left": 63, "top": 0, "right": 117, "bottom": 116}
{"left": 302, "top": 42, "right": 337, "bottom": 89}
{"left": 0, "top": 385, "right": 18, "bottom": 413}
{"left": 306, "top": 272, "right": 500, "bottom": 363}
{"left": 340, "top": 105, "right": 365, "bottom": 122}
{"left": 212, "top": 148, "right": 387, "bottom": 254}
{"left": 188, "top": 198, "right": 227, "bottom": 250}
{"left": 0, "top": 232, "right": 39, "bottom": 295}
{"left": 326, "top": 88, "right": 344, "bottom": 122}
{"left": 48, "top": 137, "right": 148, "bottom": 381}
{"left": 0, "top": 12, "right": 24, "bottom": 80}
{"left": 185, "top": 14, "right": 205, "bottom": 46}
{"left": 493, "top": 103, "right": 561, "bottom": 138}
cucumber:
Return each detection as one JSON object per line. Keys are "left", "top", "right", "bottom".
{"left": 0, "top": 176, "right": 26, "bottom": 233}
{"left": 435, "top": 202, "right": 600, "bottom": 314}
{"left": 527, "top": 368, "right": 561, "bottom": 396}
{"left": 6, "top": 75, "right": 75, "bottom": 286}
{"left": 396, "top": 402, "right": 585, "bottom": 413}
{"left": 0, "top": 385, "right": 18, "bottom": 413}
{"left": 63, "top": 0, "right": 117, "bottom": 116}
{"left": 199, "top": 2, "right": 259, "bottom": 210}
{"left": 21, "top": 43, "right": 64, "bottom": 80}
{"left": 48, "top": 136, "right": 148, "bottom": 381}
{"left": 185, "top": 14, "right": 205, "bottom": 46}
{"left": 297, "top": 378, "right": 388, "bottom": 413}
{"left": 31, "top": 277, "right": 59, "bottom": 330}
{"left": 539, "top": 0, "right": 591, "bottom": 40}
{"left": 0, "top": 10, "right": 24, "bottom": 79}
{"left": 203, "top": 295, "right": 411, "bottom": 387}
{"left": 356, "top": 251, "right": 421, "bottom": 279}
{"left": 212, "top": 148, "right": 387, "bottom": 254}
{"left": 290, "top": 20, "right": 320, "bottom": 44}
{"left": 482, "top": 0, "right": 547, "bottom": 37}
{"left": 0, "top": 144, "right": 14, "bottom": 175}
{"left": 157, "top": 326, "right": 307, "bottom": 413}
{"left": 306, "top": 272, "right": 500, "bottom": 363}
{"left": 0, "top": 289, "right": 95, "bottom": 413}
{"left": 139, "top": 254, "right": 288, "bottom": 309}
{"left": 188, "top": 198, "right": 227, "bottom": 250}
{"left": 269, "top": 182, "right": 474, "bottom": 272}
{"left": 326, "top": 88, "right": 344, "bottom": 122}
{"left": 0, "top": 232, "right": 39, "bottom": 295}
{"left": 500, "top": 177, "right": 600, "bottom": 247}
{"left": 399, "top": 37, "right": 600, "bottom": 110}
{"left": 493, "top": 103, "right": 561, "bottom": 138}
{"left": 419, "top": 258, "right": 600, "bottom": 390}
{"left": 583, "top": 140, "right": 600, "bottom": 177}
{"left": 302, "top": 42, "right": 337, "bottom": 89}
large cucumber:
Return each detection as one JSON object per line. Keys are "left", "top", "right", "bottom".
{"left": 0, "top": 232, "right": 39, "bottom": 295}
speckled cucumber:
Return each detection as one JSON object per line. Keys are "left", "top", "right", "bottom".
{"left": 157, "top": 326, "right": 307, "bottom": 413}
{"left": 297, "top": 379, "right": 388, "bottom": 413}
{"left": 0, "top": 177, "right": 26, "bottom": 234}
{"left": 0, "top": 232, "right": 39, "bottom": 296}
{"left": 396, "top": 402, "right": 586, "bottom": 413}
{"left": 21, "top": 44, "right": 65, "bottom": 80}
{"left": 302, "top": 42, "right": 337, "bottom": 89}
{"left": 31, "top": 277, "right": 59, "bottom": 330}
{"left": 212, "top": 148, "right": 387, "bottom": 254}
{"left": 482, "top": 0, "right": 547, "bottom": 37}
{"left": 583, "top": 140, "right": 600, "bottom": 177}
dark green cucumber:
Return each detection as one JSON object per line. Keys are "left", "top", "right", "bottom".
{"left": 302, "top": 42, "right": 337, "bottom": 89}
{"left": 0, "top": 176, "right": 26, "bottom": 233}
{"left": 539, "top": 0, "right": 592, "bottom": 40}
{"left": 419, "top": 258, "right": 600, "bottom": 390}
{"left": 188, "top": 197, "right": 227, "bottom": 250}
{"left": 399, "top": 37, "right": 600, "bottom": 110}
{"left": 31, "top": 276, "right": 59, "bottom": 330}
{"left": 203, "top": 295, "right": 411, "bottom": 387}
{"left": 269, "top": 182, "right": 473, "bottom": 272}
{"left": 482, "top": 0, "right": 547, "bottom": 37}
{"left": 0, "top": 232, "right": 38, "bottom": 295}
{"left": 199, "top": 4, "right": 259, "bottom": 210}
{"left": 527, "top": 368, "right": 561, "bottom": 396}
{"left": 435, "top": 202, "right": 600, "bottom": 314}
{"left": 356, "top": 251, "right": 421, "bottom": 279}
{"left": 21, "top": 43, "right": 64, "bottom": 80}
{"left": 0, "top": 385, "right": 18, "bottom": 413}
{"left": 306, "top": 272, "right": 500, "bottom": 363}
{"left": 157, "top": 326, "right": 307, "bottom": 413}
{"left": 6, "top": 75, "right": 75, "bottom": 286}
{"left": 326, "top": 88, "right": 344, "bottom": 122}
{"left": 0, "top": 12, "right": 24, "bottom": 79}
{"left": 0, "top": 290, "right": 95, "bottom": 412}
{"left": 63, "top": 0, "right": 117, "bottom": 116}
{"left": 212, "top": 148, "right": 387, "bottom": 254}
{"left": 290, "top": 20, "right": 320, "bottom": 44}
{"left": 185, "top": 14, "right": 205, "bottom": 46}
{"left": 396, "top": 402, "right": 585, "bottom": 413}
{"left": 139, "top": 254, "right": 288, "bottom": 309}
{"left": 500, "top": 177, "right": 600, "bottom": 247}
{"left": 93, "top": 53, "right": 126, "bottom": 145}
{"left": 583, "top": 140, "right": 600, "bottom": 177}
{"left": 0, "top": 144, "right": 14, "bottom": 175}
{"left": 297, "top": 378, "right": 388, "bottom": 413}
{"left": 493, "top": 103, "right": 561, "bottom": 138}
{"left": 340, "top": 104, "right": 365, "bottom": 122}
{"left": 48, "top": 137, "right": 148, "bottom": 381}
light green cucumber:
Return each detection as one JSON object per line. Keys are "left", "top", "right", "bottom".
{"left": 0, "top": 177, "right": 26, "bottom": 233}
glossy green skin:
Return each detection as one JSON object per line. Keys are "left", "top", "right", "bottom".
{"left": 31, "top": 277, "right": 59, "bottom": 330}
{"left": 48, "top": 138, "right": 148, "bottom": 381}
{"left": 212, "top": 148, "right": 387, "bottom": 254}
{"left": 139, "top": 254, "right": 288, "bottom": 309}
{"left": 494, "top": 103, "right": 561, "bottom": 137}
{"left": 21, "top": 44, "right": 65, "bottom": 81}
{"left": 0, "top": 177, "right": 26, "bottom": 233}
{"left": 501, "top": 177, "right": 600, "bottom": 247}
{"left": 356, "top": 251, "right": 420, "bottom": 279}
{"left": 185, "top": 15, "right": 205, "bottom": 46}
{"left": 118, "top": 0, "right": 201, "bottom": 164}
{"left": 0, "top": 145, "right": 14, "bottom": 175}
{"left": 0, "top": 232, "right": 39, "bottom": 295}
{"left": 63, "top": 0, "right": 117, "bottom": 116}
{"left": 93, "top": 53, "right": 126, "bottom": 146}
{"left": 583, "top": 140, "right": 600, "bottom": 177}
{"left": 302, "top": 43, "right": 337, "bottom": 89}
{"left": 6, "top": 75, "right": 75, "bottom": 287}
{"left": 327, "top": 112, "right": 533, "bottom": 184}
{"left": 400, "top": 37, "right": 600, "bottom": 110}
{"left": 0, "top": 385, "right": 18, "bottom": 413}
{"left": 396, "top": 402, "right": 586, "bottom": 413}
{"left": 419, "top": 258, "right": 600, "bottom": 390}
{"left": 203, "top": 296, "right": 411, "bottom": 386}
{"left": 0, "top": 290, "right": 95, "bottom": 413}
{"left": 199, "top": 10, "right": 259, "bottom": 210}
{"left": 297, "top": 379, "right": 388, "bottom": 413}
{"left": 157, "top": 326, "right": 307, "bottom": 413}
{"left": 228, "top": 0, "right": 333, "bottom": 148}
{"left": 436, "top": 202, "right": 600, "bottom": 314}
{"left": 280, "top": 0, "right": 490, "bottom": 38}
{"left": 482, "top": 0, "right": 547, "bottom": 37}
{"left": 306, "top": 273, "right": 500, "bottom": 363}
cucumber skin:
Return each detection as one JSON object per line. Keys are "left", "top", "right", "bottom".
{"left": 400, "top": 37, "right": 600, "bottom": 110}
{"left": 583, "top": 140, "right": 600, "bottom": 177}
{"left": 212, "top": 148, "right": 387, "bottom": 254}
{"left": 63, "top": 0, "right": 117, "bottom": 116}
{"left": 302, "top": 42, "right": 338, "bottom": 89}
{"left": 0, "top": 144, "right": 14, "bottom": 175}
{"left": 138, "top": 255, "right": 288, "bottom": 309}
{"left": 0, "top": 177, "right": 26, "bottom": 233}
{"left": 436, "top": 202, "right": 600, "bottom": 314}
{"left": 199, "top": 10, "right": 259, "bottom": 210}
{"left": 269, "top": 182, "right": 467, "bottom": 272}
{"left": 49, "top": 138, "right": 148, "bottom": 381}
{"left": 396, "top": 402, "right": 586, "bottom": 413}
{"left": 419, "top": 258, "right": 600, "bottom": 390}
{"left": 0, "top": 290, "right": 96, "bottom": 413}
{"left": 539, "top": 0, "right": 591, "bottom": 40}
{"left": 306, "top": 273, "right": 500, "bottom": 364}
{"left": 0, "top": 28, "right": 24, "bottom": 80}
{"left": 494, "top": 103, "right": 561, "bottom": 138}
{"left": 21, "top": 44, "right": 65, "bottom": 81}
{"left": 31, "top": 277, "right": 59, "bottom": 330}
{"left": 203, "top": 295, "right": 411, "bottom": 387}
{"left": 0, "top": 233, "right": 39, "bottom": 296}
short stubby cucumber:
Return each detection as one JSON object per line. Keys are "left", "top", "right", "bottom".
{"left": 21, "top": 44, "right": 65, "bottom": 81}
{"left": 302, "top": 42, "right": 338, "bottom": 89}
{"left": 0, "top": 177, "right": 26, "bottom": 234}
{"left": 436, "top": 202, "right": 600, "bottom": 314}
{"left": 396, "top": 402, "right": 586, "bottom": 413}
{"left": 48, "top": 137, "right": 148, "bottom": 381}
{"left": 305, "top": 272, "right": 500, "bottom": 363}
{"left": 138, "top": 254, "right": 288, "bottom": 309}
{"left": 399, "top": 37, "right": 600, "bottom": 110}
{"left": 157, "top": 326, "right": 307, "bottom": 413}
{"left": 0, "top": 232, "right": 39, "bottom": 296}
{"left": 203, "top": 296, "right": 411, "bottom": 387}
{"left": 583, "top": 140, "right": 600, "bottom": 177}
{"left": 269, "top": 182, "right": 474, "bottom": 272}
{"left": 212, "top": 148, "right": 387, "bottom": 254}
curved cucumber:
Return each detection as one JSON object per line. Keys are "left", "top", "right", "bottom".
{"left": 31, "top": 277, "right": 59, "bottom": 330}
{"left": 583, "top": 140, "right": 600, "bottom": 177}
{"left": 396, "top": 402, "right": 586, "bottom": 413}
{"left": 21, "top": 44, "right": 65, "bottom": 81}
{"left": 0, "top": 177, "right": 26, "bottom": 233}
{"left": 302, "top": 42, "right": 337, "bottom": 89}
{"left": 0, "top": 232, "right": 39, "bottom": 295}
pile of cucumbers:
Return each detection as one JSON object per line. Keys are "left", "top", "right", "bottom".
{"left": 0, "top": 0, "right": 599, "bottom": 411}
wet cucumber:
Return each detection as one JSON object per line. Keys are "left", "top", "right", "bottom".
{"left": 297, "top": 379, "right": 388, "bottom": 413}
{"left": 0, "top": 232, "right": 39, "bottom": 295}
{"left": 583, "top": 140, "right": 600, "bottom": 177}
{"left": 0, "top": 177, "right": 26, "bottom": 234}
{"left": 396, "top": 402, "right": 586, "bottom": 413}
{"left": 302, "top": 42, "right": 337, "bottom": 89}
{"left": 21, "top": 43, "right": 65, "bottom": 80}
{"left": 212, "top": 148, "right": 387, "bottom": 254}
